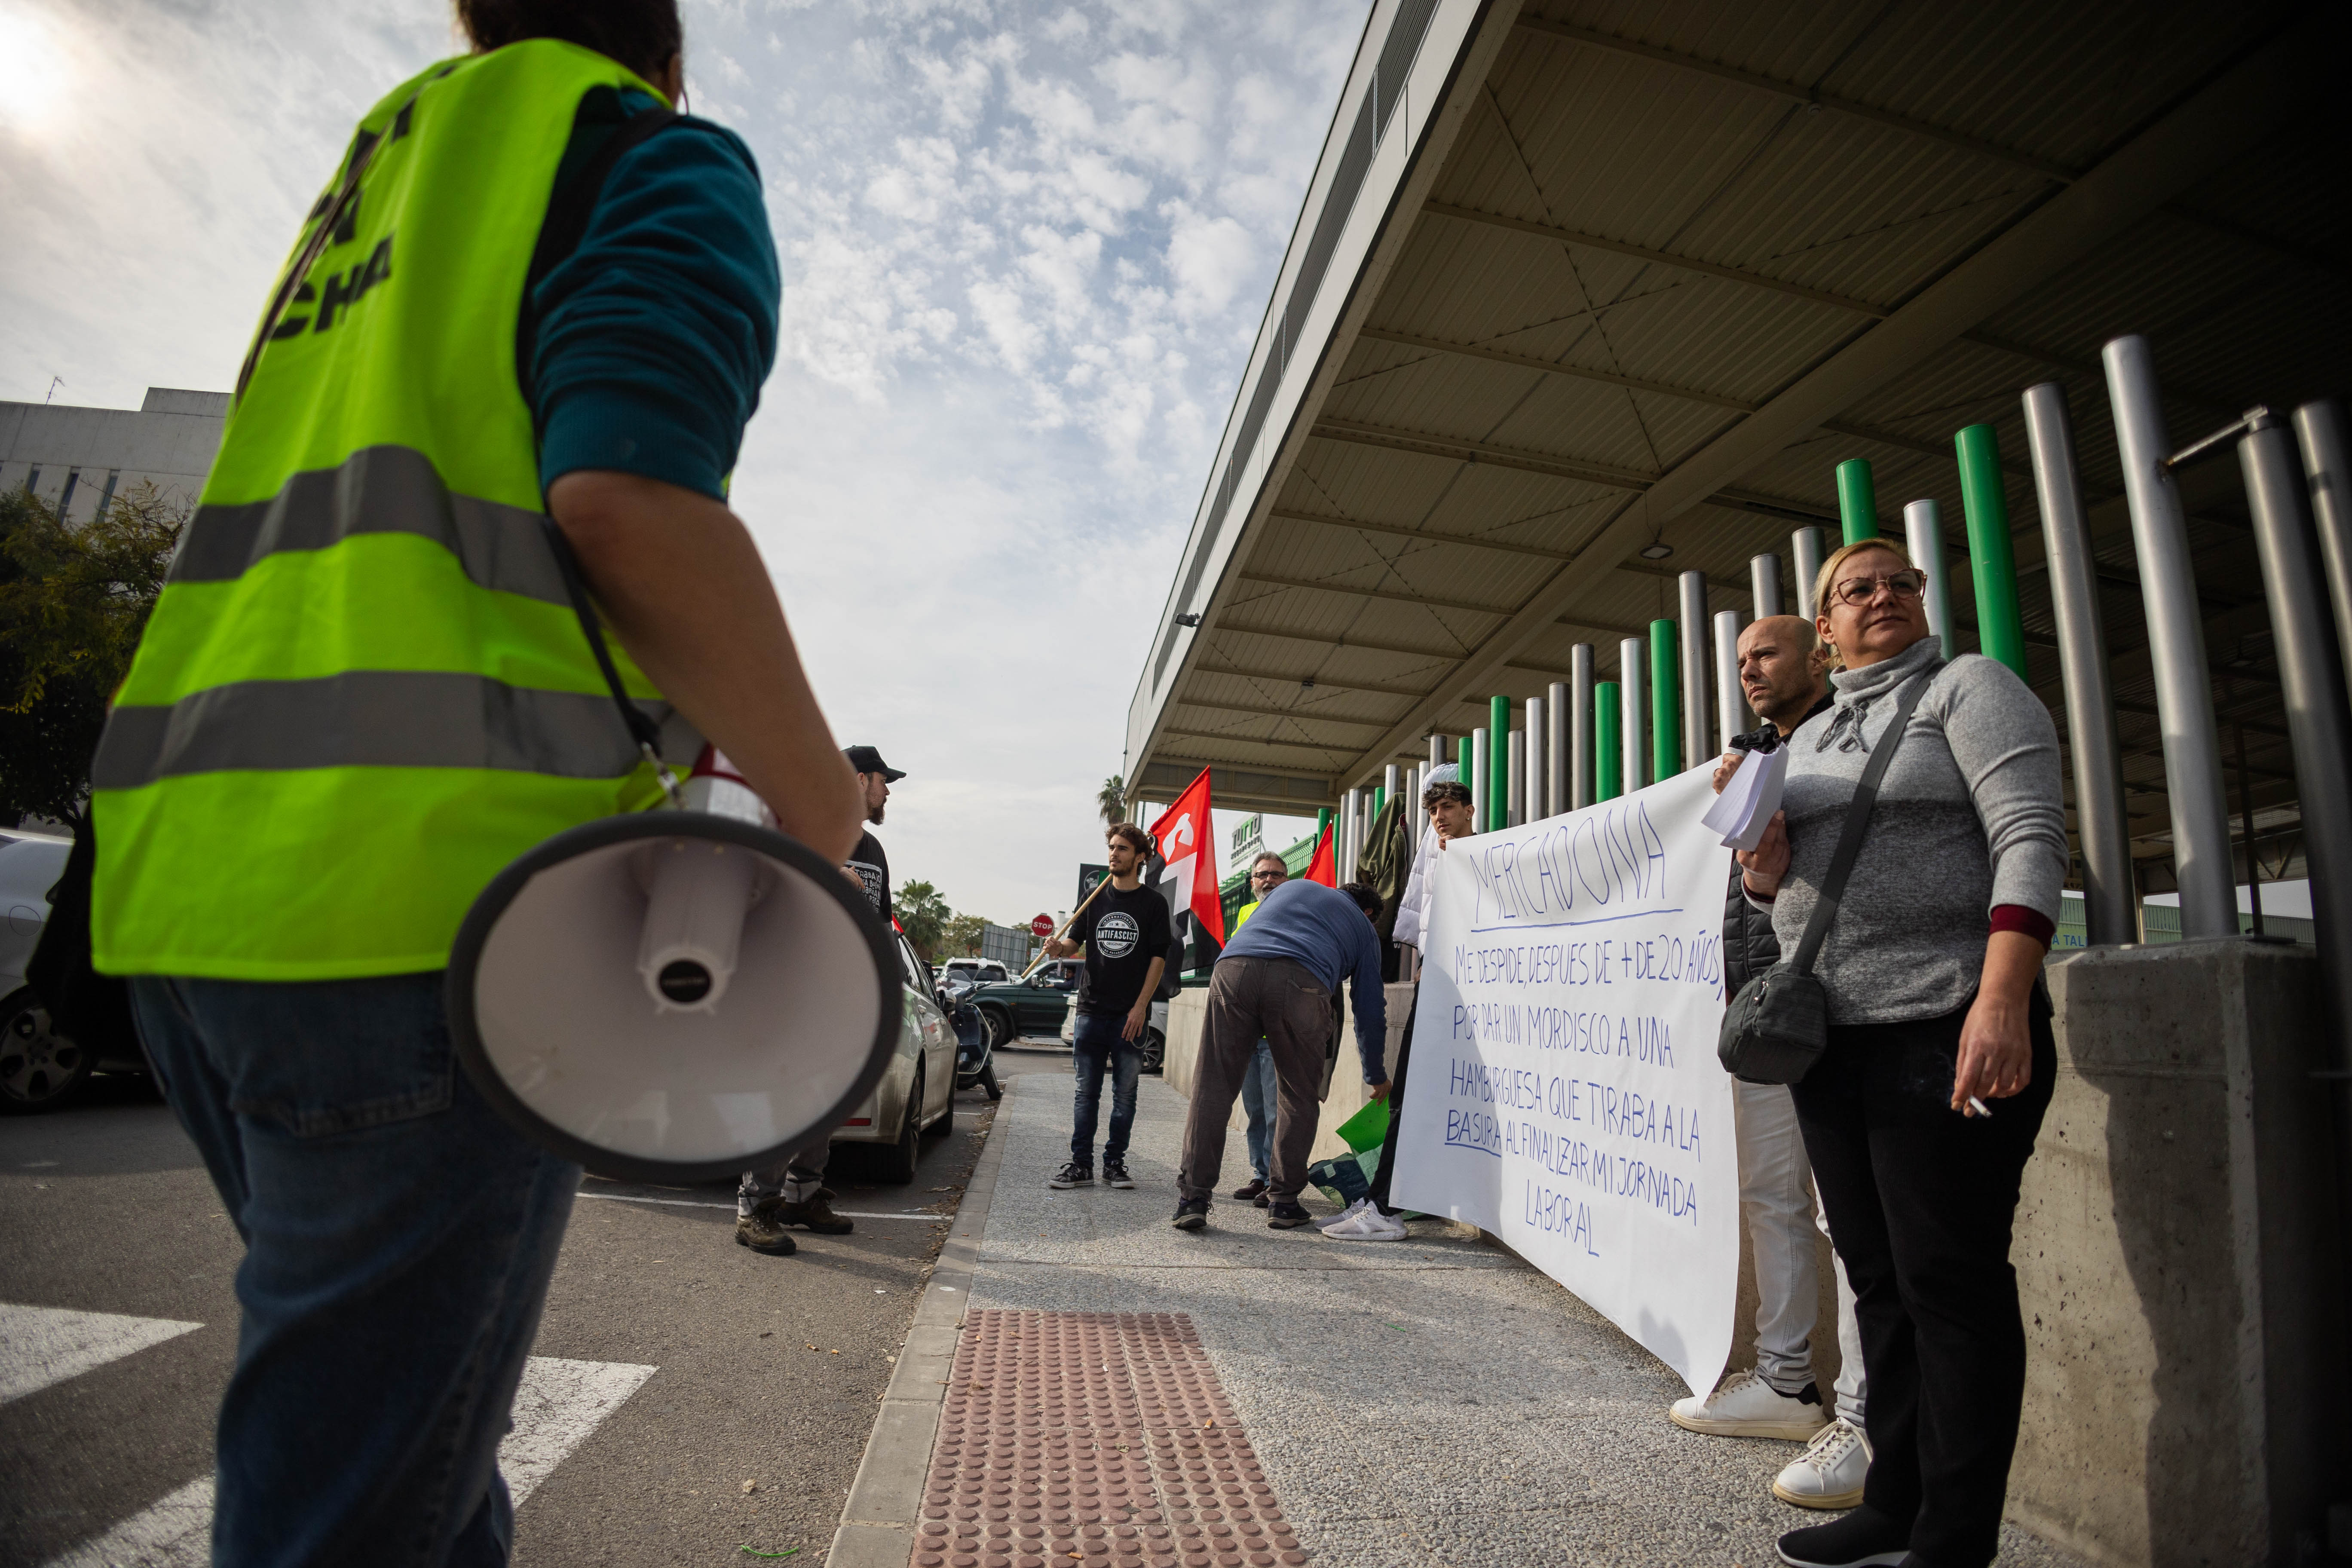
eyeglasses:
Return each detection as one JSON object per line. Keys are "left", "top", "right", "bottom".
{"left": 1250, "top": 870, "right": 1283, "bottom": 883}
{"left": 1831, "top": 570, "right": 1926, "bottom": 608}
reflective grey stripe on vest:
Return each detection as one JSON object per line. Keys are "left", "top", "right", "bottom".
{"left": 169, "top": 444, "right": 568, "bottom": 605}
{"left": 92, "top": 670, "right": 667, "bottom": 788}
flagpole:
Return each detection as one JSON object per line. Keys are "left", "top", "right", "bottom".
{"left": 1020, "top": 873, "right": 1115, "bottom": 981}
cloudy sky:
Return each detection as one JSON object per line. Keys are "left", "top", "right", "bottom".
{"left": 0, "top": 0, "right": 1366, "bottom": 926}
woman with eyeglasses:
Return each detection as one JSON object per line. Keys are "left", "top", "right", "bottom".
{"left": 1736, "top": 539, "right": 2067, "bottom": 1568}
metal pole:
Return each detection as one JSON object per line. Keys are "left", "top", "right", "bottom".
{"left": 2023, "top": 382, "right": 2133, "bottom": 947}
{"left": 1792, "top": 528, "right": 1827, "bottom": 621}
{"left": 1381, "top": 763, "right": 1398, "bottom": 832}
{"left": 1593, "top": 683, "right": 1621, "bottom": 802}
{"left": 2239, "top": 406, "right": 2352, "bottom": 988}
{"left": 1547, "top": 680, "right": 1568, "bottom": 817}
{"left": 1713, "top": 609, "right": 1745, "bottom": 751}
{"left": 1507, "top": 729, "right": 1525, "bottom": 827}
{"left": 1905, "top": 499, "right": 1957, "bottom": 661}
{"left": 1648, "top": 620, "right": 1679, "bottom": 781}
{"left": 2102, "top": 334, "right": 2237, "bottom": 938}
{"left": 1678, "top": 572, "right": 1710, "bottom": 775}
{"left": 1470, "top": 730, "right": 1488, "bottom": 832}
{"left": 1488, "top": 695, "right": 1510, "bottom": 833}
{"left": 1956, "top": 424, "right": 2029, "bottom": 680}
{"left": 2296, "top": 399, "right": 2352, "bottom": 702}
{"left": 1428, "top": 734, "right": 1446, "bottom": 769}
{"left": 1340, "top": 790, "right": 1357, "bottom": 882}
{"left": 1751, "top": 553, "right": 1782, "bottom": 619}
{"left": 1620, "top": 637, "right": 1647, "bottom": 795}
{"left": 1836, "top": 458, "right": 1880, "bottom": 543}
{"left": 2234, "top": 726, "right": 2263, "bottom": 937}
{"left": 1570, "top": 647, "right": 1595, "bottom": 810}
{"left": 1525, "top": 697, "right": 1545, "bottom": 824}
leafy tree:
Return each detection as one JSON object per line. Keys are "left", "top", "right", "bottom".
{"left": 939, "top": 912, "right": 988, "bottom": 959}
{"left": 893, "top": 879, "right": 952, "bottom": 961}
{"left": 1097, "top": 773, "right": 1126, "bottom": 826}
{"left": 0, "top": 483, "right": 185, "bottom": 825}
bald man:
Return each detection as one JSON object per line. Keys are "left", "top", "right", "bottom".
{"left": 1669, "top": 616, "right": 1871, "bottom": 1514}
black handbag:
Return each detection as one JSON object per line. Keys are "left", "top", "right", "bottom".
{"left": 1717, "top": 672, "right": 1931, "bottom": 1084}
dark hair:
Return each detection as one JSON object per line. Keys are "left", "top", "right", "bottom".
{"left": 1106, "top": 822, "right": 1152, "bottom": 857}
{"left": 454, "top": 0, "right": 683, "bottom": 81}
{"left": 1338, "top": 881, "right": 1383, "bottom": 916}
{"left": 1422, "top": 780, "right": 1472, "bottom": 810}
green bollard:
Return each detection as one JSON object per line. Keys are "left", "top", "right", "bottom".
{"left": 1955, "top": 424, "right": 2029, "bottom": 680}
{"left": 1317, "top": 807, "right": 1331, "bottom": 837}
{"left": 1489, "top": 695, "right": 1510, "bottom": 832}
{"left": 1650, "top": 620, "right": 1679, "bottom": 782}
{"left": 1594, "top": 685, "right": 1622, "bottom": 802}
{"left": 1372, "top": 786, "right": 1385, "bottom": 822}
{"left": 1837, "top": 459, "right": 1879, "bottom": 543}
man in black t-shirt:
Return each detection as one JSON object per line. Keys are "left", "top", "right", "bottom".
{"left": 735, "top": 743, "right": 906, "bottom": 1256}
{"left": 1041, "top": 822, "right": 1172, "bottom": 1191}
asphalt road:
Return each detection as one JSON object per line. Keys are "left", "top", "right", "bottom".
{"left": 0, "top": 1043, "right": 1073, "bottom": 1568}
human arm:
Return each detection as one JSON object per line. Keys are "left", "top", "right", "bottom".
{"left": 1124, "top": 956, "right": 1164, "bottom": 1041}
{"left": 1735, "top": 811, "right": 1789, "bottom": 900}
{"left": 1712, "top": 750, "right": 1744, "bottom": 793}
{"left": 548, "top": 472, "right": 860, "bottom": 864}
{"left": 1044, "top": 935, "right": 1079, "bottom": 959}
{"left": 1954, "top": 931, "right": 2042, "bottom": 1110}
{"left": 1346, "top": 914, "right": 1390, "bottom": 1091}
{"left": 1046, "top": 903, "right": 1093, "bottom": 961}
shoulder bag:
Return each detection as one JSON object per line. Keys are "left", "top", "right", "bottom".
{"left": 1716, "top": 671, "right": 1932, "bottom": 1084}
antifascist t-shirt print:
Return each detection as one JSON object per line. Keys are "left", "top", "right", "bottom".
{"left": 1092, "top": 910, "right": 1141, "bottom": 958}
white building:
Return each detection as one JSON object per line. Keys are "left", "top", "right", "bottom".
{"left": 1, "top": 387, "right": 228, "bottom": 521}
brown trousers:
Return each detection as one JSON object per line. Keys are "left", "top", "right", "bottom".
{"left": 1178, "top": 957, "right": 1333, "bottom": 1203}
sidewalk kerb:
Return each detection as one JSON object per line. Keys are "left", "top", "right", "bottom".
{"left": 826, "top": 1096, "right": 1014, "bottom": 1568}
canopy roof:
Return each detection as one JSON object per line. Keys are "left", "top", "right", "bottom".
{"left": 1125, "top": 0, "right": 2346, "bottom": 888}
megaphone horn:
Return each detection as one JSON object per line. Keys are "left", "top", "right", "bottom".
{"left": 447, "top": 747, "right": 901, "bottom": 1184}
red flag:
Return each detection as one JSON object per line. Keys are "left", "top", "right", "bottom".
{"left": 1303, "top": 822, "right": 1335, "bottom": 886}
{"left": 1147, "top": 767, "right": 1225, "bottom": 946}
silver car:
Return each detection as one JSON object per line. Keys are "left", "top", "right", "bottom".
{"left": 824, "top": 931, "right": 957, "bottom": 1181}
{"left": 2, "top": 829, "right": 149, "bottom": 1114}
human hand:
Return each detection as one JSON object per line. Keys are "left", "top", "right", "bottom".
{"left": 1735, "top": 812, "right": 1790, "bottom": 897}
{"left": 1367, "top": 1080, "right": 1391, "bottom": 1100}
{"left": 1953, "top": 989, "right": 2032, "bottom": 1112}
{"left": 1122, "top": 1004, "right": 1147, "bottom": 1042}
{"left": 1712, "top": 750, "right": 1744, "bottom": 795}
{"left": 840, "top": 867, "right": 867, "bottom": 895}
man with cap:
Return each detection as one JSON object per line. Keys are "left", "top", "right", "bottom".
{"left": 735, "top": 744, "right": 905, "bottom": 1254}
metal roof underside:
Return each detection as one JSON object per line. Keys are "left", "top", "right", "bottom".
{"left": 1130, "top": 0, "right": 2347, "bottom": 888}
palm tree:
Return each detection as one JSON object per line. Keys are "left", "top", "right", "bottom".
{"left": 1097, "top": 775, "right": 1127, "bottom": 826}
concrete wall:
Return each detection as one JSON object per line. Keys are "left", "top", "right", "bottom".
{"left": 1, "top": 390, "right": 227, "bottom": 522}
{"left": 2009, "top": 939, "right": 2348, "bottom": 1567}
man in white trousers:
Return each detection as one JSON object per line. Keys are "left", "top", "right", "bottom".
{"left": 1671, "top": 616, "right": 1869, "bottom": 1512}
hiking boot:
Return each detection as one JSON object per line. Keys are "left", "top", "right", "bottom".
{"left": 1170, "top": 1197, "right": 1208, "bottom": 1231}
{"left": 770, "top": 1195, "right": 854, "bottom": 1234}
{"left": 1103, "top": 1160, "right": 1135, "bottom": 1189}
{"left": 1265, "top": 1200, "right": 1314, "bottom": 1229}
{"left": 1231, "top": 1177, "right": 1268, "bottom": 1201}
{"left": 734, "top": 1207, "right": 798, "bottom": 1256}
{"left": 1773, "top": 1418, "right": 1870, "bottom": 1510}
{"left": 1050, "top": 1163, "right": 1093, "bottom": 1189}
{"left": 1670, "top": 1369, "right": 1828, "bottom": 1440}
{"left": 1776, "top": 1505, "right": 1909, "bottom": 1567}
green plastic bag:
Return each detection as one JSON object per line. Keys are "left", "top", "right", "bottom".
{"left": 1335, "top": 1098, "right": 1389, "bottom": 1155}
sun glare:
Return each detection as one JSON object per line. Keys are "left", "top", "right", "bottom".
{"left": 0, "top": 10, "right": 72, "bottom": 131}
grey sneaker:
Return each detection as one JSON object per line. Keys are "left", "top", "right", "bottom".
{"left": 1103, "top": 1160, "right": 1135, "bottom": 1189}
{"left": 1050, "top": 1162, "right": 1093, "bottom": 1189}
{"left": 1265, "top": 1201, "right": 1314, "bottom": 1229}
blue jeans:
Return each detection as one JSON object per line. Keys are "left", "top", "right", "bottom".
{"left": 1069, "top": 1009, "right": 1142, "bottom": 1167}
{"left": 130, "top": 973, "right": 579, "bottom": 1568}
{"left": 1238, "top": 1038, "right": 1276, "bottom": 1182}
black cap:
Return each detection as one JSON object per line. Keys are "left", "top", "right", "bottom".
{"left": 844, "top": 745, "right": 905, "bottom": 782}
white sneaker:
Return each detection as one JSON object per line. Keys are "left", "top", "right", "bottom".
{"left": 1323, "top": 1206, "right": 1408, "bottom": 1241}
{"left": 1773, "top": 1418, "right": 1870, "bottom": 1510}
{"left": 1315, "top": 1197, "right": 1372, "bottom": 1231}
{"left": 1668, "top": 1369, "right": 1830, "bottom": 1440}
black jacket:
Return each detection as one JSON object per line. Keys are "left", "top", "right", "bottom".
{"left": 1720, "top": 694, "right": 1833, "bottom": 992}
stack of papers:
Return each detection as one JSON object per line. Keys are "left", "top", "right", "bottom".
{"left": 1700, "top": 745, "right": 1789, "bottom": 852}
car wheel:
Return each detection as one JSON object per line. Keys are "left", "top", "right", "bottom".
{"left": 980, "top": 1008, "right": 1014, "bottom": 1050}
{"left": 881, "top": 1067, "right": 923, "bottom": 1183}
{"left": 980, "top": 1060, "right": 1002, "bottom": 1101}
{"left": 1139, "top": 1027, "right": 1166, "bottom": 1076}
{"left": 0, "top": 992, "right": 92, "bottom": 1115}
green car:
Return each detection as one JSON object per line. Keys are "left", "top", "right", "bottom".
{"left": 968, "top": 960, "right": 1082, "bottom": 1048}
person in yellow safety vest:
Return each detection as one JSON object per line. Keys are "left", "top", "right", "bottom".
{"left": 1225, "top": 851, "right": 1288, "bottom": 1205}
{"left": 86, "top": 3, "right": 860, "bottom": 1560}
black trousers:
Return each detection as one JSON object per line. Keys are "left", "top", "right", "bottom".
{"left": 1790, "top": 991, "right": 2055, "bottom": 1568}
{"left": 1366, "top": 981, "right": 1415, "bottom": 1212}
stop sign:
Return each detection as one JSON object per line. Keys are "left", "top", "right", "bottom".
{"left": 1030, "top": 914, "right": 1054, "bottom": 937}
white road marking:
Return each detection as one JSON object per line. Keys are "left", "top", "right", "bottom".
{"left": 37, "top": 1356, "right": 656, "bottom": 1568}
{"left": 0, "top": 1303, "right": 203, "bottom": 1406}
{"left": 574, "top": 1191, "right": 948, "bottom": 1221}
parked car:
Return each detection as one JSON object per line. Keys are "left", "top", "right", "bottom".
{"left": 1060, "top": 992, "right": 1171, "bottom": 1075}
{"left": 1, "top": 828, "right": 150, "bottom": 1115}
{"left": 968, "top": 959, "right": 1083, "bottom": 1048}
{"left": 826, "top": 930, "right": 957, "bottom": 1182}
{"left": 937, "top": 957, "right": 1012, "bottom": 987}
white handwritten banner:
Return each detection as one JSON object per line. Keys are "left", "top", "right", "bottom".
{"left": 1391, "top": 765, "right": 1738, "bottom": 1397}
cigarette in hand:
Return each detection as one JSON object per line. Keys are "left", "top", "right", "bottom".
{"left": 1966, "top": 1096, "right": 1992, "bottom": 1118}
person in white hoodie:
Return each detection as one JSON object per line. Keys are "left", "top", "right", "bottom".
{"left": 1325, "top": 765, "right": 1472, "bottom": 1240}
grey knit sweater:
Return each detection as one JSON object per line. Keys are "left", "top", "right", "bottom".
{"left": 1756, "top": 637, "right": 2067, "bottom": 1025}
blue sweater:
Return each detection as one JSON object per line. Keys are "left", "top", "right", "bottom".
{"left": 531, "top": 89, "right": 779, "bottom": 501}
{"left": 1219, "top": 880, "right": 1388, "bottom": 1083}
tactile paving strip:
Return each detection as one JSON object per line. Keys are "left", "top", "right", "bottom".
{"left": 912, "top": 1310, "right": 1307, "bottom": 1568}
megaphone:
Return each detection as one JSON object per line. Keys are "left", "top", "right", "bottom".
{"left": 446, "top": 748, "right": 900, "bottom": 1184}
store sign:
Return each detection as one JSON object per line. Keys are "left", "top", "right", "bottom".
{"left": 1228, "top": 813, "right": 1263, "bottom": 872}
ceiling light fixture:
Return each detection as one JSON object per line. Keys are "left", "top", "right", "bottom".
{"left": 1638, "top": 542, "right": 1674, "bottom": 560}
